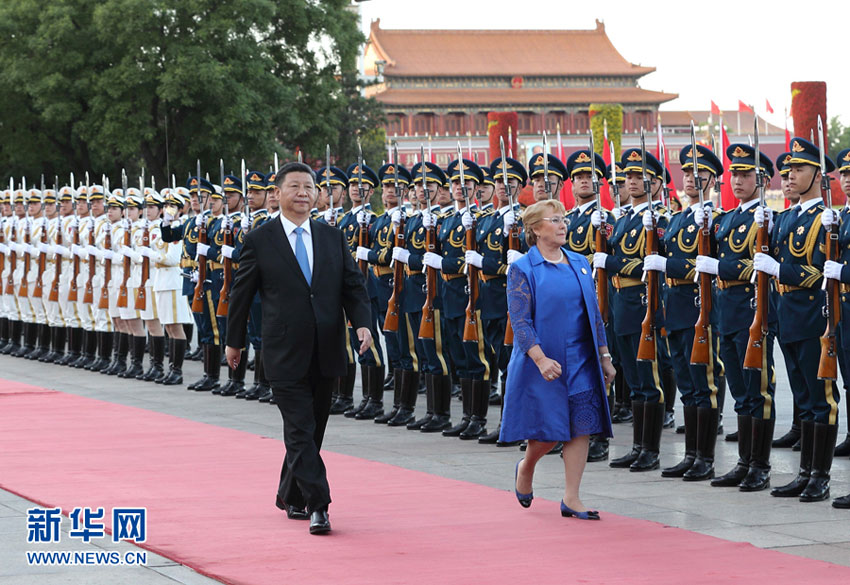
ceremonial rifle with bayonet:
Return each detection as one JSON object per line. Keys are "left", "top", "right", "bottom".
{"left": 543, "top": 131, "right": 552, "bottom": 200}
{"left": 690, "top": 122, "right": 712, "bottom": 365}
{"left": 217, "top": 159, "right": 233, "bottom": 318}
{"left": 384, "top": 142, "right": 404, "bottom": 333}
{"left": 117, "top": 170, "right": 132, "bottom": 309}
{"left": 636, "top": 129, "right": 659, "bottom": 362}
{"left": 356, "top": 138, "right": 370, "bottom": 278}
{"left": 62, "top": 173, "right": 80, "bottom": 303}
{"left": 33, "top": 175, "right": 48, "bottom": 299}
{"left": 18, "top": 178, "right": 31, "bottom": 299}
{"left": 459, "top": 144, "right": 480, "bottom": 343}
{"left": 610, "top": 140, "right": 622, "bottom": 215}
{"left": 590, "top": 132, "right": 609, "bottom": 325}
{"left": 135, "top": 171, "right": 150, "bottom": 311}
{"left": 325, "top": 145, "right": 337, "bottom": 227}
{"left": 743, "top": 117, "right": 771, "bottom": 371}
{"left": 192, "top": 160, "right": 208, "bottom": 314}
{"left": 5, "top": 179, "right": 17, "bottom": 295}
{"left": 502, "top": 137, "right": 520, "bottom": 346}
{"left": 98, "top": 176, "right": 113, "bottom": 310}
{"left": 418, "top": 146, "right": 437, "bottom": 340}
{"left": 817, "top": 115, "right": 839, "bottom": 381}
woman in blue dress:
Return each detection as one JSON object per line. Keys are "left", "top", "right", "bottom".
{"left": 501, "top": 200, "right": 615, "bottom": 519}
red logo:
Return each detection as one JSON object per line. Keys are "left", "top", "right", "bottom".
{"left": 511, "top": 76, "right": 523, "bottom": 89}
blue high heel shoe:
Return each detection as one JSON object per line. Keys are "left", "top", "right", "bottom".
{"left": 514, "top": 460, "right": 533, "bottom": 508}
{"left": 560, "top": 500, "right": 600, "bottom": 520}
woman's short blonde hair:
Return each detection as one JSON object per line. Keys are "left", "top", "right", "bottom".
{"left": 523, "top": 199, "right": 566, "bottom": 246}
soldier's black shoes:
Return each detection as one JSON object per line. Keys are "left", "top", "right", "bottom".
{"left": 771, "top": 419, "right": 814, "bottom": 498}
{"left": 834, "top": 433, "right": 850, "bottom": 457}
{"left": 682, "top": 407, "right": 718, "bottom": 481}
{"left": 739, "top": 418, "right": 774, "bottom": 492}
{"left": 662, "top": 410, "right": 676, "bottom": 429}
{"left": 309, "top": 510, "right": 331, "bottom": 535}
{"left": 712, "top": 415, "right": 752, "bottom": 487}
{"left": 799, "top": 423, "right": 838, "bottom": 503}
{"left": 662, "top": 405, "right": 697, "bottom": 477}
{"left": 773, "top": 425, "right": 800, "bottom": 448}
{"left": 587, "top": 436, "right": 609, "bottom": 462}
{"left": 833, "top": 494, "right": 850, "bottom": 508}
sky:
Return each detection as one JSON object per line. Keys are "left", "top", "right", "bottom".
{"left": 355, "top": 0, "right": 848, "bottom": 128}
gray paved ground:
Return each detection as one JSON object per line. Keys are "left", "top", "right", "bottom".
{"left": 1, "top": 341, "right": 849, "bottom": 583}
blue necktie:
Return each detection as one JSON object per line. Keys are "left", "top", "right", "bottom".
{"left": 294, "top": 227, "right": 311, "bottom": 285}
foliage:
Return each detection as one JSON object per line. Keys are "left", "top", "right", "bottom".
{"left": 588, "top": 104, "right": 623, "bottom": 157}
{"left": 828, "top": 116, "right": 850, "bottom": 159}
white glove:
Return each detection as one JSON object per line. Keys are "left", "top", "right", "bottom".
{"left": 643, "top": 254, "right": 667, "bottom": 273}
{"left": 422, "top": 212, "right": 434, "bottom": 229}
{"left": 590, "top": 210, "right": 603, "bottom": 229}
{"left": 323, "top": 209, "right": 336, "bottom": 224}
{"left": 37, "top": 242, "right": 49, "bottom": 254}
{"left": 461, "top": 211, "right": 474, "bottom": 230}
{"left": 753, "top": 252, "right": 780, "bottom": 277}
{"left": 121, "top": 248, "right": 134, "bottom": 258}
{"left": 754, "top": 206, "right": 773, "bottom": 230}
{"left": 139, "top": 246, "right": 153, "bottom": 259}
{"left": 695, "top": 255, "right": 719, "bottom": 275}
{"left": 355, "top": 246, "right": 371, "bottom": 261}
{"left": 27, "top": 244, "right": 38, "bottom": 255}
{"left": 102, "top": 250, "right": 114, "bottom": 261}
{"left": 822, "top": 209, "right": 839, "bottom": 229}
{"left": 507, "top": 249, "right": 525, "bottom": 265}
{"left": 163, "top": 210, "right": 174, "bottom": 223}
{"left": 693, "top": 204, "right": 712, "bottom": 229}
{"left": 824, "top": 260, "right": 843, "bottom": 281}
{"left": 0, "top": 244, "right": 8, "bottom": 255}
{"left": 86, "top": 245, "right": 98, "bottom": 258}
{"left": 503, "top": 210, "right": 516, "bottom": 229}
{"left": 190, "top": 270, "right": 199, "bottom": 283}
{"left": 423, "top": 252, "right": 443, "bottom": 270}
{"left": 391, "top": 209, "right": 403, "bottom": 226}
{"left": 357, "top": 210, "right": 368, "bottom": 225}
{"left": 221, "top": 245, "right": 235, "bottom": 259}
{"left": 54, "top": 245, "right": 70, "bottom": 258}
{"left": 593, "top": 252, "right": 608, "bottom": 269}
{"left": 392, "top": 247, "right": 410, "bottom": 264}
{"left": 196, "top": 243, "right": 210, "bottom": 257}
{"left": 195, "top": 214, "right": 204, "bottom": 228}
{"left": 70, "top": 244, "right": 82, "bottom": 257}
{"left": 465, "top": 250, "right": 483, "bottom": 268}
{"left": 611, "top": 207, "right": 624, "bottom": 220}
{"left": 240, "top": 215, "right": 250, "bottom": 231}
{"left": 642, "top": 210, "right": 659, "bottom": 231}
{"left": 171, "top": 220, "right": 182, "bottom": 228}
{"left": 16, "top": 243, "right": 27, "bottom": 255}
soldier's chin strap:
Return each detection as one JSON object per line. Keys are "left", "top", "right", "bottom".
{"left": 803, "top": 168, "right": 820, "bottom": 200}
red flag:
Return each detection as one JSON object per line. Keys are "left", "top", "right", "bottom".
{"left": 710, "top": 101, "right": 721, "bottom": 116}
{"left": 599, "top": 132, "right": 614, "bottom": 210}
{"left": 738, "top": 100, "right": 753, "bottom": 114}
{"left": 765, "top": 99, "right": 774, "bottom": 114}
{"left": 720, "top": 124, "right": 736, "bottom": 210}
{"left": 784, "top": 120, "right": 792, "bottom": 208}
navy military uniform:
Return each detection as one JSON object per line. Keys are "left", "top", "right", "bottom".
{"left": 767, "top": 137, "right": 839, "bottom": 502}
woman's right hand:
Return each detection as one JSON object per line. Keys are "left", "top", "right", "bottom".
{"left": 535, "top": 355, "right": 562, "bottom": 382}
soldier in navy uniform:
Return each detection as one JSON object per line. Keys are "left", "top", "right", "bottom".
{"left": 697, "top": 144, "right": 777, "bottom": 491}
{"left": 593, "top": 149, "right": 669, "bottom": 472}
{"left": 755, "top": 138, "right": 839, "bottom": 502}
{"left": 422, "top": 158, "right": 494, "bottom": 440}
{"left": 340, "top": 163, "right": 384, "bottom": 419}
{"left": 644, "top": 145, "right": 726, "bottom": 481}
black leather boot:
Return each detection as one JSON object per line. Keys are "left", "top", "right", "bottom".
{"left": 409, "top": 373, "right": 435, "bottom": 430}
{"left": 834, "top": 404, "right": 850, "bottom": 457}
{"left": 712, "top": 415, "right": 752, "bottom": 487}
{"left": 355, "top": 365, "right": 385, "bottom": 420}
{"left": 26, "top": 323, "right": 50, "bottom": 360}
{"left": 631, "top": 402, "right": 665, "bottom": 471}
{"left": 773, "top": 402, "right": 801, "bottom": 448}
{"left": 13, "top": 322, "right": 37, "bottom": 357}
{"left": 460, "top": 379, "right": 489, "bottom": 439}
{"left": 89, "top": 332, "right": 113, "bottom": 372}
{"left": 388, "top": 370, "right": 419, "bottom": 427}
{"left": 740, "top": 417, "right": 775, "bottom": 492}
{"left": 182, "top": 323, "right": 194, "bottom": 358}
{"left": 329, "top": 363, "right": 355, "bottom": 412}
{"left": 139, "top": 336, "right": 165, "bottom": 381}
{"left": 799, "top": 422, "right": 838, "bottom": 502}
{"left": 443, "top": 378, "right": 472, "bottom": 437}
{"left": 162, "top": 338, "right": 186, "bottom": 386}
{"left": 221, "top": 351, "right": 248, "bottom": 396}
{"left": 72, "top": 330, "right": 96, "bottom": 368}
{"left": 155, "top": 339, "right": 172, "bottom": 383}
{"left": 121, "top": 336, "right": 146, "bottom": 378}
{"left": 376, "top": 368, "right": 404, "bottom": 424}
{"left": 0, "top": 317, "right": 7, "bottom": 349}
{"left": 421, "top": 374, "right": 452, "bottom": 433}
{"left": 103, "top": 333, "right": 129, "bottom": 375}
{"left": 195, "top": 344, "right": 221, "bottom": 392}
{"left": 241, "top": 349, "right": 265, "bottom": 399}
{"left": 187, "top": 344, "right": 210, "bottom": 389}
{"left": 383, "top": 368, "right": 395, "bottom": 391}
{"left": 39, "top": 326, "right": 58, "bottom": 363}
{"left": 662, "top": 404, "right": 698, "bottom": 477}
{"left": 611, "top": 401, "right": 645, "bottom": 468}
{"left": 1, "top": 320, "right": 22, "bottom": 354}
{"left": 345, "top": 365, "right": 370, "bottom": 418}
{"left": 44, "top": 326, "right": 67, "bottom": 364}
{"left": 661, "top": 368, "right": 677, "bottom": 429}
{"left": 771, "top": 419, "right": 814, "bottom": 497}
{"left": 683, "top": 407, "right": 718, "bottom": 481}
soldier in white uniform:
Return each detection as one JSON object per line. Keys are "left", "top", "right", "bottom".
{"left": 83, "top": 185, "right": 115, "bottom": 371}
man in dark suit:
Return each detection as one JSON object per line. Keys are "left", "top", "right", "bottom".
{"left": 225, "top": 162, "right": 373, "bottom": 535}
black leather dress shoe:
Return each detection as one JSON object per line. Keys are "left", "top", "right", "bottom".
{"left": 275, "top": 495, "right": 308, "bottom": 520}
{"left": 309, "top": 509, "right": 331, "bottom": 534}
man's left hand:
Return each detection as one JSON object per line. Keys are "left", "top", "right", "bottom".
{"left": 356, "top": 327, "right": 373, "bottom": 355}
{"left": 225, "top": 346, "right": 241, "bottom": 369}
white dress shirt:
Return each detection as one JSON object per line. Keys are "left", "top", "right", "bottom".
{"left": 280, "top": 214, "right": 313, "bottom": 273}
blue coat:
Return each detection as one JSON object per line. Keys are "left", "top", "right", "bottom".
{"left": 500, "top": 246, "right": 613, "bottom": 442}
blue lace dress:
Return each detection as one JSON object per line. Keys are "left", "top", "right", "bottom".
{"left": 499, "top": 246, "right": 613, "bottom": 443}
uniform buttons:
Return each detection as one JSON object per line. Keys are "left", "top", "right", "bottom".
{"left": 720, "top": 253, "right": 725, "bottom": 257}
{"left": 810, "top": 296, "right": 815, "bottom": 301}
{"left": 745, "top": 287, "right": 751, "bottom": 293}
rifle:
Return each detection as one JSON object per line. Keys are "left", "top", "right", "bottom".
{"left": 63, "top": 173, "right": 81, "bottom": 303}
{"left": 134, "top": 171, "right": 150, "bottom": 310}
{"left": 83, "top": 178, "right": 99, "bottom": 305}
{"left": 18, "top": 178, "right": 31, "bottom": 298}
{"left": 590, "top": 135, "right": 609, "bottom": 325}
{"left": 356, "top": 138, "right": 370, "bottom": 277}
{"left": 5, "top": 179, "right": 17, "bottom": 295}
{"left": 98, "top": 177, "right": 113, "bottom": 310}
{"left": 33, "top": 175, "right": 47, "bottom": 299}
{"left": 241, "top": 158, "right": 251, "bottom": 233}
{"left": 325, "top": 144, "right": 337, "bottom": 227}
{"left": 817, "top": 115, "right": 839, "bottom": 380}
{"left": 609, "top": 140, "right": 621, "bottom": 214}
{"left": 543, "top": 131, "right": 552, "bottom": 199}
{"left": 743, "top": 118, "right": 771, "bottom": 371}
{"left": 216, "top": 159, "right": 232, "bottom": 318}
{"left": 384, "top": 142, "right": 404, "bottom": 333}
{"left": 459, "top": 144, "right": 480, "bottom": 343}
{"left": 502, "top": 138, "right": 520, "bottom": 345}
{"left": 191, "top": 160, "right": 208, "bottom": 313}
{"left": 690, "top": 122, "right": 712, "bottom": 365}
{"left": 418, "top": 146, "right": 437, "bottom": 340}
{"left": 117, "top": 170, "right": 132, "bottom": 308}
{"left": 636, "top": 129, "right": 659, "bottom": 362}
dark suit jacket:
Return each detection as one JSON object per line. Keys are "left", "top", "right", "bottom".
{"left": 226, "top": 216, "right": 372, "bottom": 384}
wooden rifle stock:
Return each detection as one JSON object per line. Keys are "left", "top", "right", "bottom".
{"left": 418, "top": 220, "right": 437, "bottom": 339}
{"left": 817, "top": 220, "right": 840, "bottom": 380}
{"left": 83, "top": 220, "right": 96, "bottom": 304}
{"left": 358, "top": 216, "right": 370, "bottom": 277}
{"left": 503, "top": 223, "right": 521, "bottom": 345}
{"left": 636, "top": 221, "right": 658, "bottom": 361}
{"left": 690, "top": 219, "right": 713, "bottom": 365}
{"left": 216, "top": 219, "right": 233, "bottom": 317}
{"left": 742, "top": 224, "right": 770, "bottom": 370}
{"left": 462, "top": 219, "right": 480, "bottom": 343}
{"left": 0, "top": 222, "right": 5, "bottom": 278}
{"left": 383, "top": 213, "right": 405, "bottom": 333}
{"left": 49, "top": 218, "right": 67, "bottom": 303}
{"left": 98, "top": 226, "right": 112, "bottom": 309}
{"left": 18, "top": 221, "right": 31, "bottom": 298}
{"left": 192, "top": 219, "right": 207, "bottom": 313}
{"left": 4, "top": 222, "right": 15, "bottom": 295}
{"left": 134, "top": 223, "right": 150, "bottom": 310}
{"left": 33, "top": 220, "right": 47, "bottom": 298}
{"left": 117, "top": 223, "right": 131, "bottom": 308}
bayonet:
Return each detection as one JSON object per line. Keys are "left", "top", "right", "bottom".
{"left": 543, "top": 131, "right": 551, "bottom": 199}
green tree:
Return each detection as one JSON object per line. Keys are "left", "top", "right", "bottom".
{"left": 829, "top": 115, "right": 850, "bottom": 159}
{"left": 0, "top": 0, "right": 383, "bottom": 187}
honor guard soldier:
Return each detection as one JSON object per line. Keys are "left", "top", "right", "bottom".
{"left": 2, "top": 190, "right": 26, "bottom": 356}
{"left": 701, "top": 143, "right": 778, "bottom": 491}
{"left": 67, "top": 185, "right": 92, "bottom": 368}
{"left": 83, "top": 184, "right": 114, "bottom": 372}
{"left": 38, "top": 187, "right": 66, "bottom": 363}
{"left": 649, "top": 143, "right": 725, "bottom": 481}
{"left": 19, "top": 188, "right": 47, "bottom": 359}
{"left": 114, "top": 191, "right": 148, "bottom": 379}
{"left": 593, "top": 148, "right": 669, "bottom": 472}
{"left": 340, "top": 162, "right": 384, "bottom": 419}
{"left": 99, "top": 190, "right": 130, "bottom": 375}
{"left": 133, "top": 190, "right": 166, "bottom": 382}
{"left": 566, "top": 149, "right": 615, "bottom": 462}
{"left": 755, "top": 137, "right": 839, "bottom": 502}
{"left": 0, "top": 191, "right": 11, "bottom": 351}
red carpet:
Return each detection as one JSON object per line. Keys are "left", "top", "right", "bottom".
{"left": 1, "top": 378, "right": 848, "bottom": 585}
